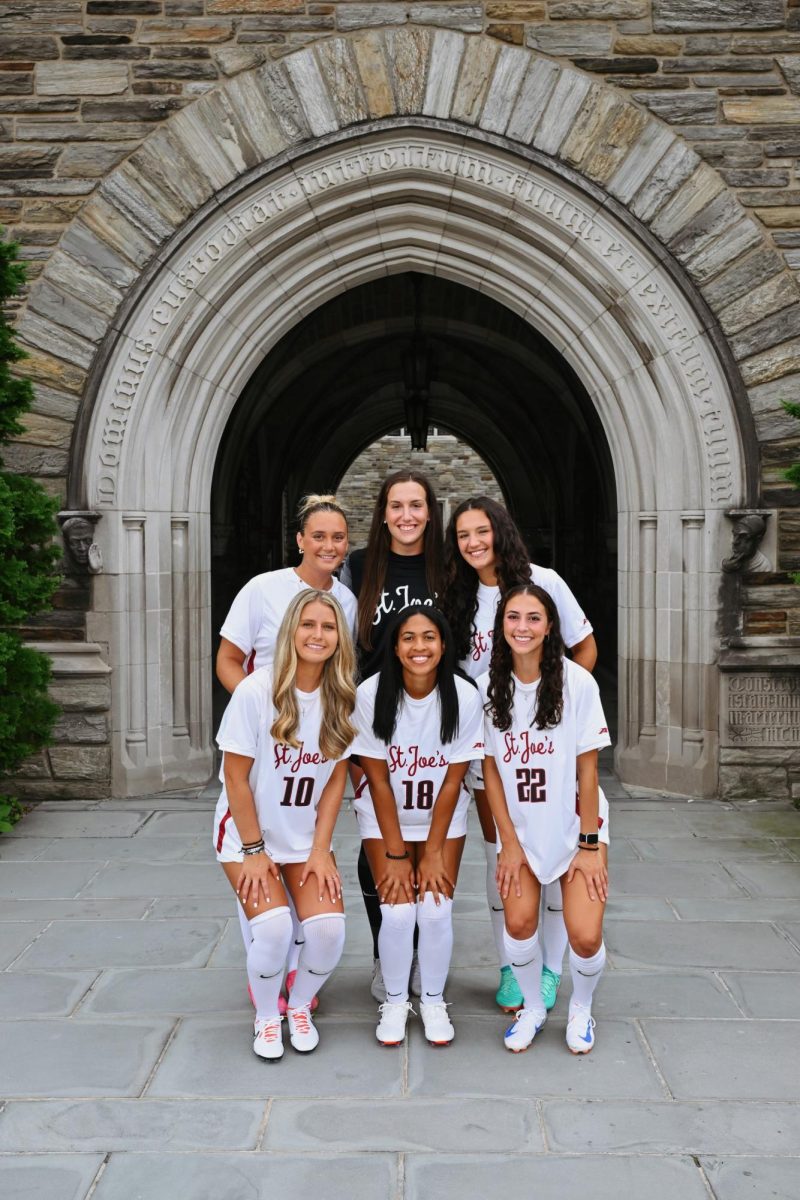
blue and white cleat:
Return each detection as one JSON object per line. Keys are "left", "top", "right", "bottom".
{"left": 566, "top": 1004, "right": 595, "bottom": 1054}
{"left": 504, "top": 1007, "right": 546, "bottom": 1053}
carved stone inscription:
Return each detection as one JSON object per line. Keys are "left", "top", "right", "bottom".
{"left": 94, "top": 136, "right": 734, "bottom": 507}
{"left": 727, "top": 673, "right": 800, "bottom": 746}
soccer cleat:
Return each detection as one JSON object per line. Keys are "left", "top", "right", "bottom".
{"left": 420, "top": 1001, "right": 454, "bottom": 1046}
{"left": 283, "top": 969, "right": 319, "bottom": 1016}
{"left": 540, "top": 966, "right": 561, "bottom": 1011}
{"left": 370, "top": 957, "right": 387, "bottom": 1003}
{"left": 566, "top": 1004, "right": 595, "bottom": 1054}
{"left": 253, "top": 1017, "right": 284, "bottom": 1061}
{"left": 375, "top": 1000, "right": 413, "bottom": 1046}
{"left": 409, "top": 951, "right": 422, "bottom": 997}
{"left": 286, "top": 1003, "right": 320, "bottom": 1053}
{"left": 495, "top": 965, "right": 524, "bottom": 1013}
{"left": 504, "top": 1007, "right": 546, "bottom": 1053}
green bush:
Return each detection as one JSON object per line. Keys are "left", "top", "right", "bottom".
{"left": 0, "top": 233, "right": 61, "bottom": 826}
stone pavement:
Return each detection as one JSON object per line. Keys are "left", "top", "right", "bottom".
{"left": 1, "top": 772, "right": 799, "bottom": 1200}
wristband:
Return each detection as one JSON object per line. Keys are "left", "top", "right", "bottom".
{"left": 242, "top": 841, "right": 265, "bottom": 857}
{"left": 385, "top": 850, "right": 410, "bottom": 860}
{"left": 578, "top": 832, "right": 599, "bottom": 846}
{"left": 578, "top": 844, "right": 599, "bottom": 852}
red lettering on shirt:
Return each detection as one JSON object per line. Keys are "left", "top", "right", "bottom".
{"left": 273, "top": 741, "right": 327, "bottom": 773}
{"left": 472, "top": 629, "right": 492, "bottom": 661}
{"left": 387, "top": 743, "right": 448, "bottom": 775}
{"left": 501, "top": 730, "right": 555, "bottom": 764}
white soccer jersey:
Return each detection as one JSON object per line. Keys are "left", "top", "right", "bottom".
{"left": 352, "top": 673, "right": 485, "bottom": 839}
{"left": 461, "top": 564, "right": 593, "bottom": 679}
{"left": 219, "top": 567, "right": 357, "bottom": 672}
{"left": 479, "top": 659, "right": 611, "bottom": 883}
{"left": 213, "top": 668, "right": 351, "bottom": 863}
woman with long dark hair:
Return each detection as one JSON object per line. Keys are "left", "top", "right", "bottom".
{"left": 341, "top": 470, "right": 444, "bottom": 1001}
{"left": 440, "top": 496, "right": 602, "bottom": 1015}
{"left": 480, "top": 583, "right": 610, "bottom": 1055}
{"left": 352, "top": 606, "right": 484, "bottom": 1047}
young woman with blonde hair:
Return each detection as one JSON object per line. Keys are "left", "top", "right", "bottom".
{"left": 213, "top": 588, "right": 357, "bottom": 1059}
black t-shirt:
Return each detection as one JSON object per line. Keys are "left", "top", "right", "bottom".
{"left": 345, "top": 547, "right": 435, "bottom": 679}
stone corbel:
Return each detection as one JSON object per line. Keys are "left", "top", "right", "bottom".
{"left": 722, "top": 509, "right": 772, "bottom": 574}
{"left": 58, "top": 510, "right": 103, "bottom": 575}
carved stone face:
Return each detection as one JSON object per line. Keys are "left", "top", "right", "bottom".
{"left": 64, "top": 519, "right": 95, "bottom": 565}
{"left": 732, "top": 516, "right": 763, "bottom": 560}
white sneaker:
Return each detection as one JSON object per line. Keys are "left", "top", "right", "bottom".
{"left": 287, "top": 1004, "right": 319, "bottom": 1053}
{"left": 376, "top": 1000, "right": 413, "bottom": 1046}
{"left": 409, "top": 951, "right": 422, "bottom": 997}
{"left": 420, "top": 1001, "right": 454, "bottom": 1046}
{"left": 566, "top": 1004, "right": 595, "bottom": 1054}
{"left": 370, "top": 957, "right": 387, "bottom": 1003}
{"left": 504, "top": 1007, "right": 546, "bottom": 1053}
{"left": 253, "top": 1017, "right": 284, "bottom": 1061}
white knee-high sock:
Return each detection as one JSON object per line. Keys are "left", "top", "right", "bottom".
{"left": 236, "top": 900, "right": 252, "bottom": 950}
{"left": 247, "top": 906, "right": 293, "bottom": 1022}
{"left": 503, "top": 929, "right": 545, "bottom": 1018}
{"left": 285, "top": 892, "right": 304, "bottom": 975}
{"left": 416, "top": 892, "right": 453, "bottom": 1004}
{"left": 540, "top": 881, "right": 569, "bottom": 975}
{"left": 569, "top": 943, "right": 606, "bottom": 1011}
{"left": 484, "top": 840, "right": 508, "bottom": 968}
{"left": 289, "top": 913, "right": 346, "bottom": 1008}
{"left": 378, "top": 903, "right": 416, "bottom": 1003}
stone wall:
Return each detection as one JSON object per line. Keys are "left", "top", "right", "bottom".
{"left": 335, "top": 432, "right": 505, "bottom": 545}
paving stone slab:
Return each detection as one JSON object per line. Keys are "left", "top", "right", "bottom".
{"left": 670, "top": 898, "right": 800, "bottom": 923}
{"left": 264, "top": 1096, "right": 544, "bottom": 1153}
{"left": 699, "top": 1156, "right": 800, "bottom": 1200}
{"left": 135, "top": 812, "right": 215, "bottom": 838}
{"left": 0, "top": 921, "right": 48, "bottom": 968}
{"left": 0, "top": 898, "right": 149, "bottom": 921}
{"left": 684, "top": 810, "right": 800, "bottom": 838}
{"left": 605, "top": 920, "right": 798, "bottom": 970}
{"left": 84, "top": 967, "right": 251, "bottom": 1015}
{"left": 0, "top": 970, "right": 96, "bottom": 1018}
{"left": 610, "top": 864, "right": 747, "bottom": 898}
{"left": 0, "top": 1018, "right": 174, "bottom": 1097}
{"left": 0, "top": 1155, "right": 103, "bottom": 1200}
{"left": 641, "top": 1019, "right": 800, "bottom": 1100}
{"left": 602, "top": 896, "right": 678, "bottom": 920}
{"left": 0, "top": 837, "right": 54, "bottom": 860}
{"left": 587, "top": 969, "right": 741, "bottom": 1018}
{"left": 91, "top": 1152, "right": 397, "bottom": 1200}
{"left": 0, "top": 1099, "right": 266, "bottom": 1152}
{"left": 777, "top": 920, "right": 800, "bottom": 952}
{"left": 719, "top": 971, "right": 800, "bottom": 1018}
{"left": 543, "top": 1099, "right": 800, "bottom": 1155}
{"left": 404, "top": 1153, "right": 710, "bottom": 1200}
{"left": 726, "top": 861, "right": 800, "bottom": 897}
{"left": 8, "top": 810, "right": 150, "bottom": 838}
{"left": 0, "top": 862, "right": 102, "bottom": 899}
{"left": 147, "top": 1017, "right": 404, "bottom": 1098}
{"left": 77, "top": 862, "right": 232, "bottom": 898}
{"left": 12, "top": 919, "right": 226, "bottom": 970}
{"left": 36, "top": 836, "right": 205, "bottom": 862}
{"left": 407, "top": 1014, "right": 663, "bottom": 1099}
{"left": 147, "top": 896, "right": 241, "bottom": 919}
{"left": 629, "top": 837, "right": 794, "bottom": 861}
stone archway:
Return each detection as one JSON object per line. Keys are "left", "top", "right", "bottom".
{"left": 19, "top": 29, "right": 786, "bottom": 798}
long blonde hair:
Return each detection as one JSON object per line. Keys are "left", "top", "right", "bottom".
{"left": 271, "top": 589, "right": 357, "bottom": 760}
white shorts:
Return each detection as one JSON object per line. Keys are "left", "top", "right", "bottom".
{"left": 213, "top": 806, "right": 314, "bottom": 866}
{"left": 354, "top": 786, "right": 471, "bottom": 842}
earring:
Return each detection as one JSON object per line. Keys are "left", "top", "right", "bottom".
{"left": 299, "top": 549, "right": 304, "bottom": 556}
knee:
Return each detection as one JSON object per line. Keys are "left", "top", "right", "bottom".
{"left": 379, "top": 902, "right": 417, "bottom": 933}
{"left": 248, "top": 905, "right": 293, "bottom": 971}
{"left": 301, "top": 912, "right": 346, "bottom": 969}
{"left": 569, "top": 930, "right": 602, "bottom": 958}
{"left": 504, "top": 911, "right": 537, "bottom": 941}
{"left": 417, "top": 891, "right": 453, "bottom": 923}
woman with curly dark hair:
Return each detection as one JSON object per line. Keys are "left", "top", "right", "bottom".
{"left": 480, "top": 584, "right": 611, "bottom": 1056}
{"left": 440, "top": 496, "right": 600, "bottom": 1015}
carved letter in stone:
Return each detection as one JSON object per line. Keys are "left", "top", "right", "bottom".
{"left": 722, "top": 513, "right": 770, "bottom": 574}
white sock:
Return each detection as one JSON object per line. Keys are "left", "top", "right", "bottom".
{"left": 484, "top": 839, "right": 507, "bottom": 968}
{"left": 236, "top": 900, "right": 252, "bottom": 950}
{"left": 416, "top": 892, "right": 453, "bottom": 1004}
{"left": 378, "top": 903, "right": 416, "bottom": 1003}
{"left": 285, "top": 893, "right": 304, "bottom": 975}
{"left": 569, "top": 942, "right": 606, "bottom": 1011}
{"left": 247, "top": 907, "right": 293, "bottom": 1022}
{"left": 540, "top": 881, "right": 568, "bottom": 975}
{"left": 289, "top": 913, "right": 346, "bottom": 1008}
{"left": 503, "top": 929, "right": 545, "bottom": 1018}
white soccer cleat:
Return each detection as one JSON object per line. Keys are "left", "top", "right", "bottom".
{"left": 287, "top": 1004, "right": 320, "bottom": 1053}
{"left": 420, "top": 1001, "right": 454, "bottom": 1046}
{"left": 504, "top": 1007, "right": 546, "bottom": 1053}
{"left": 375, "top": 1000, "right": 414, "bottom": 1046}
{"left": 566, "top": 1004, "right": 596, "bottom": 1054}
{"left": 370, "top": 957, "right": 387, "bottom": 1003}
{"left": 253, "top": 1017, "right": 284, "bottom": 1061}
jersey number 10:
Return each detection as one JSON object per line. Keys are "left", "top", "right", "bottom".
{"left": 280, "top": 776, "right": 314, "bottom": 807}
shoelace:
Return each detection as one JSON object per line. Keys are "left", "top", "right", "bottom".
{"left": 290, "top": 1007, "right": 311, "bottom": 1034}
{"left": 257, "top": 1021, "right": 281, "bottom": 1043}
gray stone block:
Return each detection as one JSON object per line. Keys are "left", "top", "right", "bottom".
{"left": 0, "top": 837, "right": 54, "bottom": 860}
{"left": 610, "top": 863, "right": 746, "bottom": 897}
{"left": 653, "top": 0, "right": 784, "bottom": 32}
{"left": 629, "top": 836, "right": 794, "bottom": 861}
{"left": 405, "top": 1154, "right": 710, "bottom": 1200}
{"left": 0, "top": 862, "right": 104, "bottom": 899}
{"left": 264, "top": 1095, "right": 543, "bottom": 1153}
{"left": 699, "top": 1156, "right": 800, "bottom": 1199}
{"left": 85, "top": 967, "right": 251, "bottom": 1015}
{"left": 543, "top": 1099, "right": 800, "bottom": 1155}
{"left": 720, "top": 971, "right": 800, "bottom": 1018}
{"left": 727, "top": 861, "right": 800, "bottom": 897}
{"left": 0, "top": 898, "right": 149, "bottom": 921}
{"left": 147, "top": 1017, "right": 404, "bottom": 1097}
{"left": 407, "top": 1014, "right": 663, "bottom": 1099}
{"left": 606, "top": 920, "right": 797, "bottom": 970}
{"left": 589, "top": 969, "right": 740, "bottom": 1018}
{"left": 136, "top": 811, "right": 213, "bottom": 837}
{"left": 0, "top": 1018, "right": 173, "bottom": 1097}
{"left": 642, "top": 1018, "right": 800, "bottom": 1100}
{"left": 0, "top": 1156, "right": 104, "bottom": 1200}
{"left": 0, "top": 1098, "right": 266, "bottom": 1152}
{"left": 37, "top": 836, "right": 204, "bottom": 862}
{"left": 0, "top": 922, "right": 48, "bottom": 968}
{"left": 0, "top": 970, "right": 95, "bottom": 1018}
{"left": 91, "top": 1153, "right": 397, "bottom": 1200}
{"left": 8, "top": 809, "right": 149, "bottom": 837}
{"left": 671, "top": 897, "right": 800, "bottom": 922}
{"left": 13, "top": 918, "right": 226, "bottom": 969}
{"left": 78, "top": 862, "right": 232, "bottom": 898}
